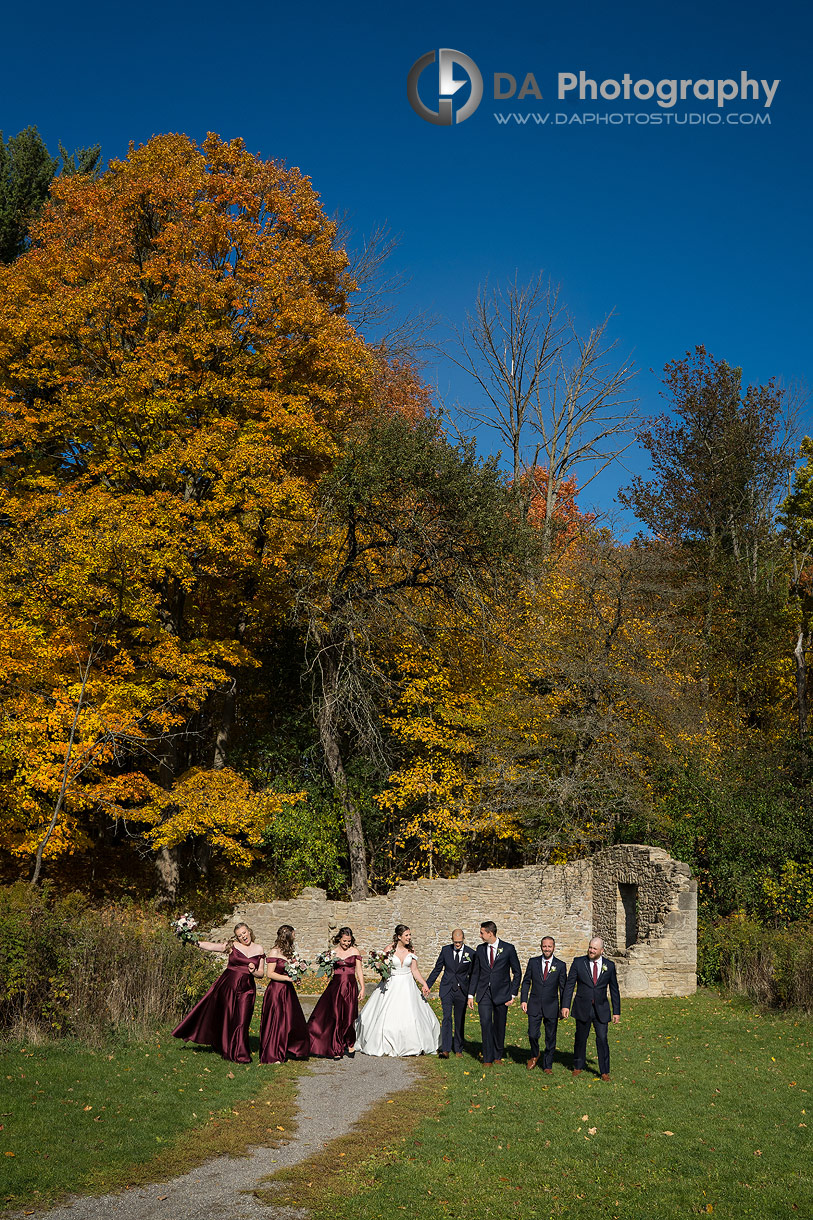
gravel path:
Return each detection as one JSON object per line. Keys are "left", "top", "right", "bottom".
{"left": 23, "top": 1053, "right": 419, "bottom": 1220}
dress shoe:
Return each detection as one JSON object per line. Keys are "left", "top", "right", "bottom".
{"left": 572, "top": 1068, "right": 582, "bottom": 1076}
{"left": 601, "top": 1073, "right": 611, "bottom": 1081}
{"left": 455, "top": 1052, "right": 463, "bottom": 1058}
{"left": 543, "top": 1068, "right": 552, "bottom": 1075}
{"left": 493, "top": 1058, "right": 504, "bottom": 1065}
{"left": 484, "top": 1061, "right": 494, "bottom": 1067}
{"left": 526, "top": 1057, "right": 538, "bottom": 1071}
{"left": 438, "top": 1051, "right": 449, "bottom": 1059}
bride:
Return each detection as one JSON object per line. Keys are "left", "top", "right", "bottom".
{"left": 355, "top": 925, "right": 440, "bottom": 1057}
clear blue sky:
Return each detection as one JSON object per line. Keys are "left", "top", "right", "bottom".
{"left": 3, "top": 0, "right": 810, "bottom": 526}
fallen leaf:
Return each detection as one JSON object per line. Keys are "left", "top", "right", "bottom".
{"left": 226, "top": 1071, "right": 235, "bottom": 1079}
{"left": 663, "top": 1131, "right": 674, "bottom": 1136}
{"left": 581, "top": 1114, "right": 589, "bottom": 1121}
{"left": 588, "top": 1127, "right": 597, "bottom": 1135}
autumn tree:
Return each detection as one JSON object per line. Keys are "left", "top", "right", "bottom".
{"left": 294, "top": 408, "right": 533, "bottom": 898}
{"left": 620, "top": 345, "right": 798, "bottom": 725}
{"left": 0, "top": 133, "right": 373, "bottom": 895}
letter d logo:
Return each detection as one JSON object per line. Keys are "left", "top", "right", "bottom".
{"left": 407, "top": 49, "right": 483, "bottom": 125}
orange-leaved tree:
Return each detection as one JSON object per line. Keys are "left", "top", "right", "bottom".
{"left": 0, "top": 133, "right": 373, "bottom": 894}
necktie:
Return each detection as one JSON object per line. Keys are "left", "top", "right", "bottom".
{"left": 592, "top": 961, "right": 598, "bottom": 985}
{"left": 543, "top": 960, "right": 549, "bottom": 981}
{"left": 455, "top": 950, "right": 460, "bottom": 966}
{"left": 489, "top": 945, "right": 494, "bottom": 968}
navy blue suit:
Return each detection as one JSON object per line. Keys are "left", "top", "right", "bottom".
{"left": 520, "top": 954, "right": 567, "bottom": 1068}
{"left": 426, "top": 944, "right": 476, "bottom": 1053}
{"left": 468, "top": 939, "right": 522, "bottom": 1063}
{"left": 561, "top": 955, "right": 621, "bottom": 1075}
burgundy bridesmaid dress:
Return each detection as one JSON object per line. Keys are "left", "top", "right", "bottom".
{"left": 259, "top": 957, "right": 310, "bottom": 1064}
{"left": 172, "top": 946, "right": 260, "bottom": 1063}
{"left": 307, "top": 955, "right": 361, "bottom": 1057}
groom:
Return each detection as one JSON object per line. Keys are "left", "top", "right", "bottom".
{"left": 426, "top": 928, "right": 476, "bottom": 1058}
{"left": 467, "top": 921, "right": 522, "bottom": 1065}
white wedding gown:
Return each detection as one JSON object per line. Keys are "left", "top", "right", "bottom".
{"left": 355, "top": 953, "right": 440, "bottom": 1056}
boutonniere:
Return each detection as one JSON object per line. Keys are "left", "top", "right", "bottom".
{"left": 550, "top": 966, "right": 557, "bottom": 973}
{"left": 496, "top": 947, "right": 504, "bottom": 957}
{"left": 601, "top": 965, "right": 607, "bottom": 973}
{"left": 463, "top": 953, "right": 471, "bottom": 962}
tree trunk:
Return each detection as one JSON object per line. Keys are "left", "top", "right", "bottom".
{"left": 316, "top": 642, "right": 370, "bottom": 900}
{"left": 794, "top": 620, "right": 809, "bottom": 739}
{"left": 213, "top": 679, "right": 236, "bottom": 770}
{"left": 154, "top": 845, "right": 180, "bottom": 905}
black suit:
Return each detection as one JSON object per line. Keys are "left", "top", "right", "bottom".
{"left": 426, "top": 944, "right": 476, "bottom": 1054}
{"left": 561, "top": 955, "right": 621, "bottom": 1075}
{"left": 468, "top": 939, "right": 522, "bottom": 1063}
{"left": 520, "top": 954, "right": 566, "bottom": 1068}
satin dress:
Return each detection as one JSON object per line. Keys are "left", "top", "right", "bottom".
{"left": 307, "top": 955, "right": 361, "bottom": 1057}
{"left": 259, "top": 957, "right": 310, "bottom": 1064}
{"left": 172, "top": 946, "right": 261, "bottom": 1064}
{"left": 355, "top": 953, "right": 440, "bottom": 1056}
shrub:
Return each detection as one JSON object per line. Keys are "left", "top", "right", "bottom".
{"left": 699, "top": 913, "right": 813, "bottom": 1011}
{"left": 0, "top": 883, "right": 220, "bottom": 1041}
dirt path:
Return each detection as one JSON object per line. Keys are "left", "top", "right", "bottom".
{"left": 24, "top": 1054, "right": 419, "bottom": 1220}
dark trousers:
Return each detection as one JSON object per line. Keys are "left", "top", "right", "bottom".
{"left": 573, "top": 1012, "right": 610, "bottom": 1074}
{"left": 478, "top": 993, "right": 508, "bottom": 1062}
{"left": 440, "top": 992, "right": 467, "bottom": 1054}
{"left": 528, "top": 1012, "right": 559, "bottom": 1069}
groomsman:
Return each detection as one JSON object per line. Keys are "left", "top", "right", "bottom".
{"left": 467, "top": 921, "right": 522, "bottom": 1065}
{"left": 426, "top": 928, "right": 476, "bottom": 1058}
{"left": 561, "top": 935, "right": 621, "bottom": 1081}
{"left": 520, "top": 935, "right": 566, "bottom": 1073}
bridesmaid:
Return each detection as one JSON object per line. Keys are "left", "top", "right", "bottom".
{"left": 307, "top": 926, "right": 365, "bottom": 1059}
{"left": 172, "top": 922, "right": 265, "bottom": 1064}
{"left": 259, "top": 924, "right": 310, "bottom": 1064}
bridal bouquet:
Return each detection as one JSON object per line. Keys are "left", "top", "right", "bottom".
{"left": 170, "top": 912, "right": 199, "bottom": 945}
{"left": 366, "top": 949, "right": 394, "bottom": 991}
{"left": 315, "top": 950, "right": 336, "bottom": 979}
{"left": 283, "top": 956, "right": 311, "bottom": 985}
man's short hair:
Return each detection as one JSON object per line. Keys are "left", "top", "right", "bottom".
{"left": 541, "top": 935, "right": 555, "bottom": 948}
{"left": 480, "top": 920, "right": 497, "bottom": 936}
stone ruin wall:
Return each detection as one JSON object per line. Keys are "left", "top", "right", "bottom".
{"left": 212, "top": 845, "right": 697, "bottom": 998}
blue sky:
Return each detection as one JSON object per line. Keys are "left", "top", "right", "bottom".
{"left": 3, "top": 0, "right": 810, "bottom": 528}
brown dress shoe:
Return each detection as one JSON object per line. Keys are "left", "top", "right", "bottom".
{"left": 438, "top": 1051, "right": 449, "bottom": 1059}
{"left": 493, "top": 1058, "right": 504, "bottom": 1065}
{"left": 572, "top": 1068, "right": 582, "bottom": 1076}
{"left": 543, "top": 1068, "right": 552, "bottom": 1075}
{"left": 455, "top": 1052, "right": 463, "bottom": 1057}
{"left": 601, "top": 1073, "right": 611, "bottom": 1081}
{"left": 484, "top": 1061, "right": 494, "bottom": 1067}
{"left": 526, "top": 1057, "right": 538, "bottom": 1071}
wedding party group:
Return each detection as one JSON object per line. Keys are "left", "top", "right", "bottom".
{"left": 172, "top": 919, "right": 622, "bottom": 1078}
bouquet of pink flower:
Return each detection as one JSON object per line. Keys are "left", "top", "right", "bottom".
{"left": 170, "top": 913, "right": 199, "bottom": 945}
{"left": 315, "top": 950, "right": 336, "bottom": 979}
{"left": 366, "top": 949, "right": 394, "bottom": 991}
{"left": 283, "top": 956, "right": 312, "bottom": 985}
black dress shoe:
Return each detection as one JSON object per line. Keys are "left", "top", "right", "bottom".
{"left": 438, "top": 1051, "right": 449, "bottom": 1059}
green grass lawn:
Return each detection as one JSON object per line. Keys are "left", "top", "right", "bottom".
{"left": 0, "top": 1015, "right": 301, "bottom": 1212}
{"left": 262, "top": 990, "right": 812, "bottom": 1220}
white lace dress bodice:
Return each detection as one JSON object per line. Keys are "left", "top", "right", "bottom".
{"left": 355, "top": 952, "right": 440, "bottom": 1057}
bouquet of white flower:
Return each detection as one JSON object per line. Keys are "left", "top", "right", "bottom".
{"left": 366, "top": 949, "right": 394, "bottom": 991}
{"left": 283, "top": 956, "right": 312, "bottom": 985}
{"left": 170, "top": 912, "right": 199, "bottom": 945}
{"left": 315, "top": 950, "right": 336, "bottom": 979}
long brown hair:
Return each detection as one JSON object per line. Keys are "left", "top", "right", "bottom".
{"left": 273, "top": 925, "right": 296, "bottom": 959}
{"left": 332, "top": 926, "right": 356, "bottom": 946}
{"left": 391, "top": 924, "right": 413, "bottom": 951}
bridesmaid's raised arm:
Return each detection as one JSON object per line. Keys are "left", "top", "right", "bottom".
{"left": 355, "top": 953, "right": 366, "bottom": 1003}
{"left": 197, "top": 940, "right": 228, "bottom": 953}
